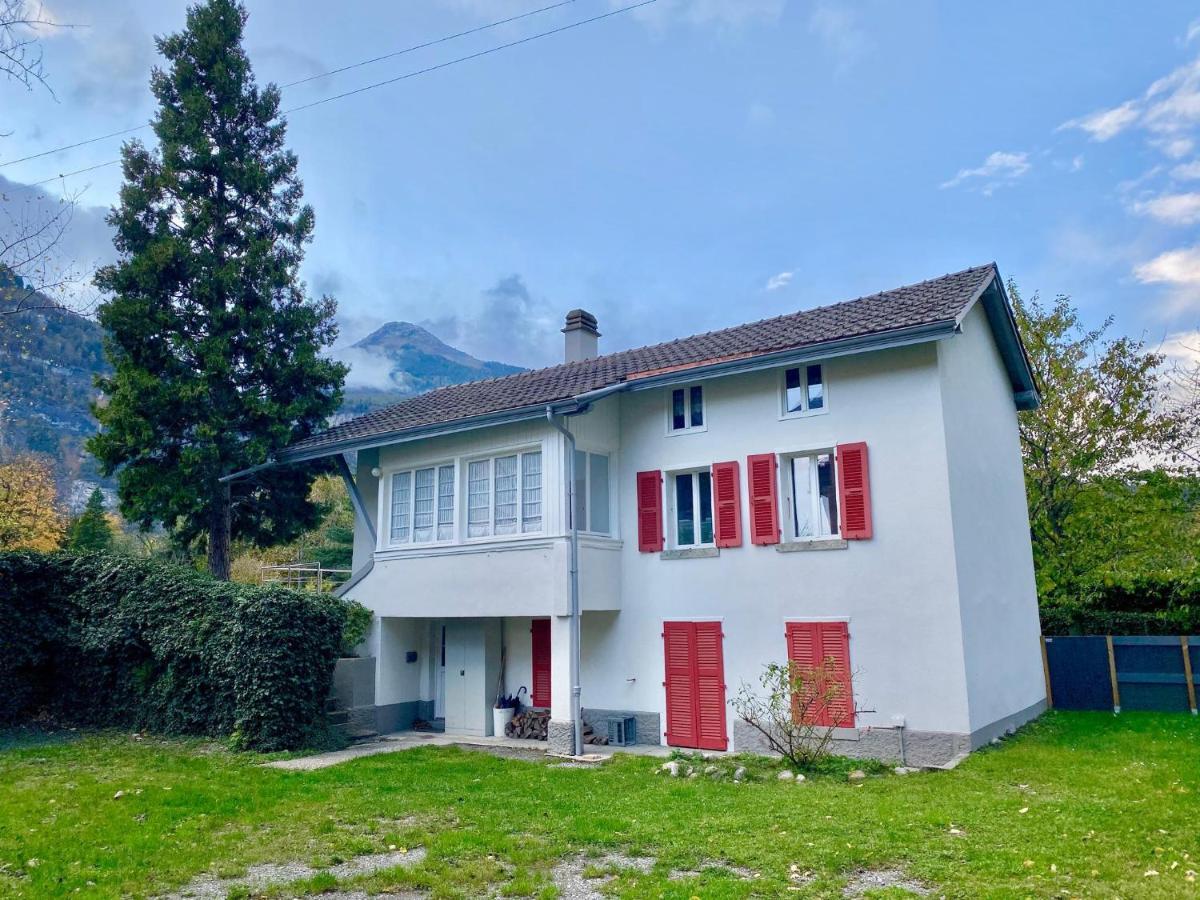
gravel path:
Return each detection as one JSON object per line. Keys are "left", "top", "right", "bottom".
{"left": 159, "top": 847, "right": 426, "bottom": 899}
{"left": 550, "top": 852, "right": 655, "bottom": 900}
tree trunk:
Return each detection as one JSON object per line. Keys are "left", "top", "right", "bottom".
{"left": 208, "top": 480, "right": 232, "bottom": 581}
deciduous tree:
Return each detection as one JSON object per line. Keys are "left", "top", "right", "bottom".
{"left": 90, "top": 0, "right": 346, "bottom": 579}
{"left": 0, "top": 454, "right": 64, "bottom": 550}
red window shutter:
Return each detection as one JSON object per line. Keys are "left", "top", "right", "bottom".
{"left": 693, "top": 621, "right": 729, "bottom": 750}
{"left": 785, "top": 621, "right": 854, "bottom": 728}
{"left": 836, "top": 442, "right": 873, "bottom": 540}
{"left": 530, "top": 618, "right": 551, "bottom": 708}
{"left": 746, "top": 453, "right": 780, "bottom": 545}
{"left": 711, "top": 461, "right": 742, "bottom": 548}
{"left": 636, "top": 470, "right": 663, "bottom": 552}
{"left": 663, "top": 622, "right": 697, "bottom": 748}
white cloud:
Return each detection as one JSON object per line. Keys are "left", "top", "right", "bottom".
{"left": 1133, "top": 245, "right": 1200, "bottom": 312}
{"left": 1135, "top": 245, "right": 1200, "bottom": 285}
{"left": 808, "top": 2, "right": 869, "bottom": 71}
{"left": 1172, "top": 159, "right": 1200, "bottom": 180}
{"left": 1159, "top": 329, "right": 1200, "bottom": 367}
{"left": 940, "top": 151, "right": 1031, "bottom": 193}
{"left": 1132, "top": 191, "right": 1200, "bottom": 225}
{"left": 1189, "top": 19, "right": 1200, "bottom": 45}
{"left": 765, "top": 270, "right": 794, "bottom": 291}
{"left": 1059, "top": 101, "right": 1140, "bottom": 142}
{"left": 1152, "top": 136, "right": 1195, "bottom": 158}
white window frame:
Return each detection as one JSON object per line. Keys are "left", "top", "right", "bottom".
{"left": 666, "top": 384, "right": 707, "bottom": 435}
{"left": 387, "top": 461, "right": 456, "bottom": 547}
{"left": 463, "top": 446, "right": 545, "bottom": 542}
{"left": 779, "top": 363, "right": 829, "bottom": 419}
{"left": 781, "top": 449, "right": 839, "bottom": 542}
{"left": 573, "top": 448, "right": 614, "bottom": 536}
{"left": 667, "top": 465, "right": 715, "bottom": 549}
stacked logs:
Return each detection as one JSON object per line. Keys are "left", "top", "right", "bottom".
{"left": 504, "top": 709, "right": 609, "bottom": 745}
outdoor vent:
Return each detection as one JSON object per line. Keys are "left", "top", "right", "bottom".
{"left": 607, "top": 715, "right": 637, "bottom": 746}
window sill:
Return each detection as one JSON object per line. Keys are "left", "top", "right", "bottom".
{"left": 778, "top": 407, "right": 830, "bottom": 421}
{"left": 775, "top": 538, "right": 848, "bottom": 553}
{"left": 660, "top": 547, "right": 719, "bottom": 560}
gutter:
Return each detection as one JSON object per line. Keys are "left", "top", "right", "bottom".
{"left": 545, "top": 405, "right": 585, "bottom": 758}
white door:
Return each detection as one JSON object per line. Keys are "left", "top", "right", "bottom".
{"left": 434, "top": 625, "right": 446, "bottom": 719}
{"left": 443, "top": 621, "right": 469, "bottom": 732}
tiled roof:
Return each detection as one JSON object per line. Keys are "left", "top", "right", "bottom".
{"left": 284, "top": 263, "right": 999, "bottom": 459}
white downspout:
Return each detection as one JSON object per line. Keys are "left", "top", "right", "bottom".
{"left": 546, "top": 406, "right": 584, "bottom": 757}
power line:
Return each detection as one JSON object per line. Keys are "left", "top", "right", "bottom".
{"left": 280, "top": 0, "right": 579, "bottom": 89}
{"left": 24, "top": 0, "right": 655, "bottom": 187}
{"left": 282, "top": 0, "right": 655, "bottom": 115}
{"left": 0, "top": 0, "right": 622, "bottom": 173}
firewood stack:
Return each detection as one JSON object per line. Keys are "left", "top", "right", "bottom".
{"left": 504, "top": 709, "right": 609, "bottom": 745}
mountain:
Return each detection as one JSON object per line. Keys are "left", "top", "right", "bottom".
{"left": 0, "top": 270, "right": 113, "bottom": 507}
{"left": 0, "top": 291, "right": 523, "bottom": 504}
{"left": 337, "top": 321, "right": 523, "bottom": 415}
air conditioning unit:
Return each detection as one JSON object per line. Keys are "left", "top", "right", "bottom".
{"left": 608, "top": 715, "right": 637, "bottom": 746}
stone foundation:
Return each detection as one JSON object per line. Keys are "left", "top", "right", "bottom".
{"left": 546, "top": 719, "right": 576, "bottom": 755}
{"left": 581, "top": 708, "right": 661, "bottom": 746}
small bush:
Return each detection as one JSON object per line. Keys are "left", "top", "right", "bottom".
{"left": 340, "top": 599, "right": 373, "bottom": 656}
{"left": 1041, "top": 570, "right": 1200, "bottom": 635}
{"left": 0, "top": 551, "right": 350, "bottom": 750}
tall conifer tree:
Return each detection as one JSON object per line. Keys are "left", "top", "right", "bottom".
{"left": 91, "top": 0, "right": 346, "bottom": 579}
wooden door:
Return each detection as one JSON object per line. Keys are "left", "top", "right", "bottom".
{"left": 531, "top": 618, "right": 551, "bottom": 708}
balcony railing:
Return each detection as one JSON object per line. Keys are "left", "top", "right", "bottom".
{"left": 259, "top": 562, "right": 352, "bottom": 593}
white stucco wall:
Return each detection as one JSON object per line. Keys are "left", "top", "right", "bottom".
{"left": 937, "top": 304, "right": 1045, "bottom": 736}
{"left": 352, "top": 326, "right": 1038, "bottom": 746}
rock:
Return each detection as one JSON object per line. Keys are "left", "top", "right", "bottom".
{"left": 112, "top": 790, "right": 125, "bottom": 800}
{"left": 777, "top": 770, "right": 795, "bottom": 781}
{"left": 733, "top": 766, "right": 747, "bottom": 782}
{"left": 687, "top": 771, "right": 699, "bottom": 779}
{"left": 703, "top": 765, "right": 718, "bottom": 775}
{"left": 794, "top": 773, "right": 806, "bottom": 783}
{"left": 847, "top": 769, "right": 867, "bottom": 782}
{"left": 685, "top": 765, "right": 695, "bottom": 776}
{"left": 894, "top": 766, "right": 919, "bottom": 775}
{"left": 661, "top": 761, "right": 681, "bottom": 777}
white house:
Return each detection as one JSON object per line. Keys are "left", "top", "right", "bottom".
{"left": 260, "top": 263, "right": 1046, "bottom": 766}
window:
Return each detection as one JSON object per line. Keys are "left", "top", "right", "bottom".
{"left": 390, "top": 464, "right": 455, "bottom": 545}
{"left": 783, "top": 364, "right": 826, "bottom": 416}
{"left": 786, "top": 452, "right": 838, "bottom": 540}
{"left": 672, "top": 469, "right": 714, "bottom": 547}
{"left": 572, "top": 450, "right": 611, "bottom": 535}
{"left": 466, "top": 449, "right": 543, "bottom": 539}
{"left": 668, "top": 385, "right": 705, "bottom": 433}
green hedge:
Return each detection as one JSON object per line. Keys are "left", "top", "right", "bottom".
{"left": 1040, "top": 570, "right": 1200, "bottom": 636}
{"left": 0, "top": 552, "right": 352, "bottom": 750}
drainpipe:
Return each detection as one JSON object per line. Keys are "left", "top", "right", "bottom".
{"left": 546, "top": 406, "right": 584, "bottom": 757}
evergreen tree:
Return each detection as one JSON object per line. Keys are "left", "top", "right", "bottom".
{"left": 68, "top": 487, "right": 114, "bottom": 553}
{"left": 90, "top": 0, "right": 346, "bottom": 580}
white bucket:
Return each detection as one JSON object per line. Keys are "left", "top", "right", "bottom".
{"left": 493, "top": 706, "right": 515, "bottom": 737}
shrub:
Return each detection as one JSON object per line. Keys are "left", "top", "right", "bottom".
{"left": 0, "top": 551, "right": 350, "bottom": 750}
{"left": 731, "top": 659, "right": 856, "bottom": 770}
{"left": 1040, "top": 569, "right": 1200, "bottom": 635}
{"left": 340, "top": 599, "right": 373, "bottom": 656}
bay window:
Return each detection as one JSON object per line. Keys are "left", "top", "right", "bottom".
{"left": 573, "top": 450, "right": 611, "bottom": 535}
{"left": 390, "top": 464, "right": 455, "bottom": 545}
{"left": 466, "top": 449, "right": 543, "bottom": 539}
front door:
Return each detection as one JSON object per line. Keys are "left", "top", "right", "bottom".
{"left": 531, "top": 618, "right": 551, "bottom": 708}
{"left": 663, "top": 620, "right": 728, "bottom": 750}
{"left": 443, "top": 621, "right": 470, "bottom": 732}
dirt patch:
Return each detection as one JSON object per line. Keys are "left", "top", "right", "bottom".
{"left": 843, "top": 867, "right": 933, "bottom": 897}
{"left": 160, "top": 848, "right": 426, "bottom": 899}
{"left": 552, "top": 852, "right": 655, "bottom": 900}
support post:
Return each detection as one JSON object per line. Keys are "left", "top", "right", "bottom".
{"left": 1105, "top": 635, "right": 1121, "bottom": 714}
{"left": 1182, "top": 635, "right": 1197, "bottom": 716}
{"left": 335, "top": 452, "right": 377, "bottom": 545}
{"left": 1040, "top": 636, "right": 1053, "bottom": 710}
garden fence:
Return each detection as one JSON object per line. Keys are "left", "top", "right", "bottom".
{"left": 1040, "top": 635, "right": 1199, "bottom": 714}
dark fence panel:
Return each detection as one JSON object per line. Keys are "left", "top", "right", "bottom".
{"left": 1043, "top": 636, "right": 1112, "bottom": 711}
{"left": 1042, "top": 634, "right": 1199, "bottom": 714}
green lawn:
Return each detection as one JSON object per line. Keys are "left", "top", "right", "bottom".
{"left": 0, "top": 712, "right": 1197, "bottom": 898}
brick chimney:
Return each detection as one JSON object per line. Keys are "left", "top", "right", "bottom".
{"left": 562, "top": 309, "right": 600, "bottom": 363}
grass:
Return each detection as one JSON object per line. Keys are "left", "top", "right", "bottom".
{"left": 0, "top": 712, "right": 1197, "bottom": 898}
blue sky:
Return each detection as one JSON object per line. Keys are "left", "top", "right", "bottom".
{"left": 4, "top": 0, "right": 1200, "bottom": 380}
